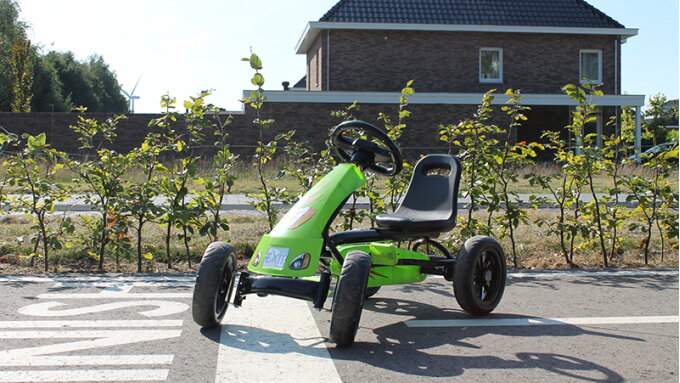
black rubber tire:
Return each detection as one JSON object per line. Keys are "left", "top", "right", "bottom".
{"left": 330, "top": 251, "right": 372, "bottom": 347}
{"left": 364, "top": 286, "right": 381, "bottom": 299}
{"left": 453, "top": 236, "right": 507, "bottom": 316}
{"left": 192, "top": 242, "right": 237, "bottom": 328}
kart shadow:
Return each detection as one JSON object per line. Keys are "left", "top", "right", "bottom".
{"left": 335, "top": 297, "right": 639, "bottom": 380}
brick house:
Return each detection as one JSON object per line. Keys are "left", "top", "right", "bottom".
{"left": 0, "top": 0, "right": 647, "bottom": 157}
{"left": 261, "top": 0, "right": 646, "bottom": 155}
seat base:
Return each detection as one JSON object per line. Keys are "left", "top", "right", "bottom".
{"left": 375, "top": 213, "right": 455, "bottom": 235}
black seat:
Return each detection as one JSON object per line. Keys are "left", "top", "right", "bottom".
{"left": 375, "top": 154, "right": 461, "bottom": 236}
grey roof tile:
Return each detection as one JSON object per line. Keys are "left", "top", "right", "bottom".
{"left": 319, "top": 0, "right": 625, "bottom": 28}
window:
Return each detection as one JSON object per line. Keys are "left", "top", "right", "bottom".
{"left": 580, "top": 50, "right": 602, "bottom": 84}
{"left": 480, "top": 48, "right": 502, "bottom": 83}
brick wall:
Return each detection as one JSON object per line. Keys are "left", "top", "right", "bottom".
{"left": 2, "top": 101, "right": 583, "bottom": 160}
{"left": 325, "top": 30, "right": 619, "bottom": 94}
{"left": 306, "top": 34, "right": 325, "bottom": 91}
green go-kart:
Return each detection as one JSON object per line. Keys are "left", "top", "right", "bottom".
{"left": 192, "top": 120, "right": 507, "bottom": 347}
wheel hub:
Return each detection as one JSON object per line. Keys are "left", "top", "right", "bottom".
{"left": 484, "top": 269, "right": 493, "bottom": 283}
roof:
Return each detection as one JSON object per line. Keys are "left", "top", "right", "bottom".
{"left": 319, "top": 0, "right": 625, "bottom": 29}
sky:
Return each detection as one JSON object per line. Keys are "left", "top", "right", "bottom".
{"left": 16, "top": 0, "right": 680, "bottom": 113}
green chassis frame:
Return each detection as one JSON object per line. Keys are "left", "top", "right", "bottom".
{"left": 232, "top": 163, "right": 456, "bottom": 309}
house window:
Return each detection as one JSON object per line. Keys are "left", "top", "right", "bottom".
{"left": 580, "top": 50, "right": 602, "bottom": 84}
{"left": 480, "top": 48, "right": 502, "bottom": 83}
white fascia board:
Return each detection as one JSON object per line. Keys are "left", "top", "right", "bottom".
{"left": 295, "top": 21, "right": 639, "bottom": 54}
{"left": 255, "top": 90, "right": 645, "bottom": 107}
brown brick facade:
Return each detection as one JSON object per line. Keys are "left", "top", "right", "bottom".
{"left": 323, "top": 30, "right": 620, "bottom": 95}
{"left": 2, "top": 102, "right": 594, "bottom": 160}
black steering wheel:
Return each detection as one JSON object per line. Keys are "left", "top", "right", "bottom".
{"left": 329, "top": 120, "right": 403, "bottom": 176}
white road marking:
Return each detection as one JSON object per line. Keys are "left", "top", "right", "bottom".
{"left": 37, "top": 292, "right": 192, "bottom": 299}
{"left": 405, "top": 315, "right": 680, "bottom": 328}
{"left": 0, "top": 329, "right": 182, "bottom": 341}
{"left": 0, "top": 275, "right": 194, "bottom": 283}
{"left": 0, "top": 369, "right": 168, "bottom": 382}
{"left": 1, "top": 278, "right": 188, "bottom": 382}
{"left": 0, "top": 354, "right": 173, "bottom": 366}
{"left": 52, "top": 281, "right": 194, "bottom": 288}
{"left": 425, "top": 269, "right": 678, "bottom": 280}
{"left": 507, "top": 270, "right": 678, "bottom": 278}
{"left": 19, "top": 301, "right": 189, "bottom": 317}
{"left": 0, "top": 320, "right": 183, "bottom": 328}
{"left": 216, "top": 295, "right": 342, "bottom": 383}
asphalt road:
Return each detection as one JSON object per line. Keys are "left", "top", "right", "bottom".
{"left": 0, "top": 269, "right": 677, "bottom": 383}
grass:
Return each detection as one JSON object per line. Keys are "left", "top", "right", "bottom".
{"left": 1, "top": 158, "right": 676, "bottom": 196}
{"left": 0, "top": 209, "right": 676, "bottom": 274}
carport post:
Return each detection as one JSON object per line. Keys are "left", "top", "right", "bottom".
{"left": 635, "top": 105, "right": 642, "bottom": 162}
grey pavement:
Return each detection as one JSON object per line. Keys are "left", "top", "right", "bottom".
{"left": 4, "top": 193, "right": 657, "bottom": 213}
{"left": 0, "top": 269, "right": 676, "bottom": 382}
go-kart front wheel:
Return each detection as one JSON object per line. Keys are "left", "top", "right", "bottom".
{"left": 330, "top": 251, "right": 371, "bottom": 347}
{"left": 453, "top": 236, "right": 506, "bottom": 316}
{"left": 192, "top": 242, "right": 237, "bottom": 328}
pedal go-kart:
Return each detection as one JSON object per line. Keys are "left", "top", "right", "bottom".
{"left": 192, "top": 120, "right": 507, "bottom": 347}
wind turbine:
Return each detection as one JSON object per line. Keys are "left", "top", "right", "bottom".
{"left": 121, "top": 75, "right": 141, "bottom": 113}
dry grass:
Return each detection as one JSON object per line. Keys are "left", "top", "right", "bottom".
{"left": 1, "top": 158, "right": 676, "bottom": 196}
{"left": 0, "top": 209, "right": 676, "bottom": 274}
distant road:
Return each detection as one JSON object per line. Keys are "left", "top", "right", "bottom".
{"left": 5, "top": 193, "right": 654, "bottom": 214}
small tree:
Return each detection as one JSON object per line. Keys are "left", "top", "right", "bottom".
{"left": 439, "top": 90, "right": 497, "bottom": 238}
{"left": 5, "top": 133, "right": 74, "bottom": 272}
{"left": 489, "top": 89, "right": 538, "bottom": 268}
{"left": 529, "top": 130, "right": 587, "bottom": 267}
{"left": 66, "top": 111, "right": 131, "bottom": 271}
{"left": 563, "top": 83, "right": 610, "bottom": 267}
{"left": 242, "top": 52, "right": 293, "bottom": 230}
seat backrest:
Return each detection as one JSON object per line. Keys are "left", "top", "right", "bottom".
{"left": 394, "top": 154, "right": 461, "bottom": 226}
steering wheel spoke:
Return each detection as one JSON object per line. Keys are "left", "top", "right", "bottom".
{"left": 329, "top": 121, "right": 403, "bottom": 176}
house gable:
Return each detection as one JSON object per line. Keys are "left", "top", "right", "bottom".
{"left": 296, "top": 0, "right": 636, "bottom": 94}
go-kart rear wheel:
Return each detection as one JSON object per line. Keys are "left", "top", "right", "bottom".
{"left": 192, "top": 242, "right": 237, "bottom": 328}
{"left": 453, "top": 236, "right": 506, "bottom": 316}
{"left": 364, "top": 286, "right": 381, "bottom": 299}
{"left": 330, "top": 251, "right": 371, "bottom": 347}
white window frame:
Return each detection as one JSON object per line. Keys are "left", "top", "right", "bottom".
{"left": 579, "top": 49, "right": 602, "bottom": 84}
{"left": 479, "top": 47, "right": 503, "bottom": 84}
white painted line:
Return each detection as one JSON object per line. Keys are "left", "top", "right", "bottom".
{"left": 425, "top": 269, "right": 678, "bottom": 280}
{"left": 0, "top": 330, "right": 184, "bottom": 339}
{"left": 0, "top": 354, "right": 173, "bottom": 366}
{"left": 0, "top": 320, "right": 183, "bottom": 328}
{"left": 508, "top": 270, "right": 678, "bottom": 278}
{"left": 0, "top": 275, "right": 195, "bottom": 283}
{"left": 37, "top": 292, "right": 193, "bottom": 299}
{"left": 405, "top": 315, "right": 680, "bottom": 328}
{"left": 0, "top": 330, "right": 182, "bottom": 358}
{"left": 216, "top": 295, "right": 342, "bottom": 383}
{"left": 52, "top": 281, "right": 194, "bottom": 288}
{"left": 0, "top": 369, "right": 168, "bottom": 382}
{"left": 102, "top": 284, "right": 135, "bottom": 293}
{"left": 19, "top": 301, "right": 189, "bottom": 317}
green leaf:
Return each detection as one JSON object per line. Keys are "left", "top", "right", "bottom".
{"left": 27, "top": 133, "right": 46, "bottom": 150}
{"left": 251, "top": 73, "right": 265, "bottom": 87}
{"left": 249, "top": 53, "right": 263, "bottom": 70}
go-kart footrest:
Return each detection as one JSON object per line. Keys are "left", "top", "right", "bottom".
{"left": 233, "top": 272, "right": 331, "bottom": 309}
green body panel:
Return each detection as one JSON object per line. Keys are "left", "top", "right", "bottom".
{"left": 332, "top": 243, "right": 429, "bottom": 287}
{"left": 247, "top": 164, "right": 366, "bottom": 277}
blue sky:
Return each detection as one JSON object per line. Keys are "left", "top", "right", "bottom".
{"left": 17, "top": 0, "right": 679, "bottom": 113}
